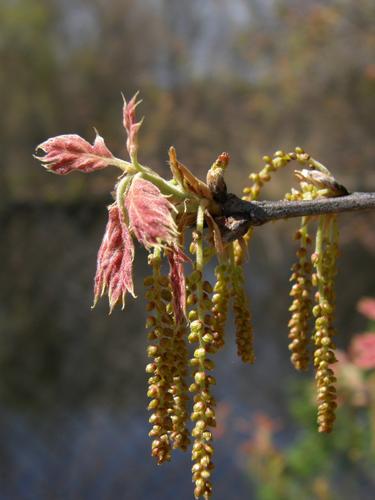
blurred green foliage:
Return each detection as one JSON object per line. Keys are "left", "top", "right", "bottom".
{"left": 245, "top": 324, "right": 375, "bottom": 500}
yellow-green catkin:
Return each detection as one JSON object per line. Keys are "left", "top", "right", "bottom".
{"left": 169, "top": 320, "right": 191, "bottom": 451}
{"left": 243, "top": 150, "right": 294, "bottom": 202}
{"left": 237, "top": 149, "right": 296, "bottom": 262}
{"left": 144, "top": 250, "right": 175, "bottom": 464}
{"left": 312, "top": 216, "right": 339, "bottom": 433}
{"left": 231, "top": 244, "right": 255, "bottom": 364}
{"left": 210, "top": 262, "right": 230, "bottom": 351}
{"left": 188, "top": 202, "right": 216, "bottom": 500}
{"left": 288, "top": 217, "right": 312, "bottom": 371}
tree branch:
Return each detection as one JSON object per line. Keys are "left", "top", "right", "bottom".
{"left": 216, "top": 192, "right": 375, "bottom": 242}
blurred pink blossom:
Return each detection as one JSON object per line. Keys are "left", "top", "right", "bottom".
{"left": 212, "top": 402, "right": 232, "bottom": 439}
{"left": 239, "top": 413, "right": 281, "bottom": 455}
{"left": 349, "top": 333, "right": 375, "bottom": 370}
{"left": 332, "top": 349, "right": 368, "bottom": 406}
{"left": 357, "top": 297, "right": 375, "bottom": 321}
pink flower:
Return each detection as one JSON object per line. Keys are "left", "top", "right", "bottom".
{"left": 349, "top": 333, "right": 375, "bottom": 370}
{"left": 122, "top": 92, "right": 143, "bottom": 158}
{"left": 357, "top": 297, "right": 375, "bottom": 321}
{"left": 167, "top": 245, "right": 189, "bottom": 323}
{"left": 125, "top": 177, "right": 178, "bottom": 248}
{"left": 93, "top": 204, "right": 135, "bottom": 312}
{"left": 35, "top": 133, "right": 114, "bottom": 175}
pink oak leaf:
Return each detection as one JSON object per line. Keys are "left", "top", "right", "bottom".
{"left": 167, "top": 244, "right": 189, "bottom": 323}
{"left": 125, "top": 177, "right": 178, "bottom": 248}
{"left": 349, "top": 333, "right": 375, "bottom": 370}
{"left": 122, "top": 92, "right": 143, "bottom": 158}
{"left": 93, "top": 203, "right": 135, "bottom": 312}
{"left": 35, "top": 133, "right": 114, "bottom": 175}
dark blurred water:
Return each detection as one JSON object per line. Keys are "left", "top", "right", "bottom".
{"left": 1, "top": 205, "right": 373, "bottom": 499}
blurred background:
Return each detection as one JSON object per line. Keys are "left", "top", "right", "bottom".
{"left": 1, "top": 0, "right": 375, "bottom": 498}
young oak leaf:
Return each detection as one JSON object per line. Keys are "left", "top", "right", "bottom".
{"left": 35, "top": 133, "right": 114, "bottom": 175}
{"left": 125, "top": 176, "right": 179, "bottom": 248}
{"left": 167, "top": 244, "right": 189, "bottom": 323}
{"left": 168, "top": 146, "right": 212, "bottom": 200}
{"left": 93, "top": 203, "right": 135, "bottom": 312}
{"left": 122, "top": 92, "right": 144, "bottom": 158}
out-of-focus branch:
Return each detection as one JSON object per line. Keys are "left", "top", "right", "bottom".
{"left": 216, "top": 192, "right": 375, "bottom": 242}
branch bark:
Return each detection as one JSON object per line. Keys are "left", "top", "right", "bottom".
{"left": 216, "top": 192, "right": 375, "bottom": 242}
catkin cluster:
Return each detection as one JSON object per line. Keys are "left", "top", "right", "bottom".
{"left": 312, "top": 216, "right": 339, "bottom": 433}
{"left": 211, "top": 263, "right": 230, "bottom": 350}
{"left": 145, "top": 250, "right": 190, "bottom": 463}
{"left": 287, "top": 218, "right": 312, "bottom": 371}
{"left": 287, "top": 207, "right": 340, "bottom": 432}
{"left": 188, "top": 203, "right": 217, "bottom": 499}
{"left": 231, "top": 259, "right": 255, "bottom": 364}
{"left": 36, "top": 92, "right": 351, "bottom": 500}
{"left": 169, "top": 320, "right": 191, "bottom": 450}
{"left": 189, "top": 305, "right": 216, "bottom": 499}
{"left": 241, "top": 146, "right": 343, "bottom": 433}
{"left": 230, "top": 148, "right": 298, "bottom": 352}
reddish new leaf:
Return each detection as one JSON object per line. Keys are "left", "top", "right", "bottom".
{"left": 93, "top": 204, "right": 135, "bottom": 312}
{"left": 125, "top": 177, "right": 178, "bottom": 248}
{"left": 123, "top": 92, "right": 143, "bottom": 158}
{"left": 167, "top": 245, "right": 189, "bottom": 323}
{"left": 35, "top": 133, "right": 114, "bottom": 175}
